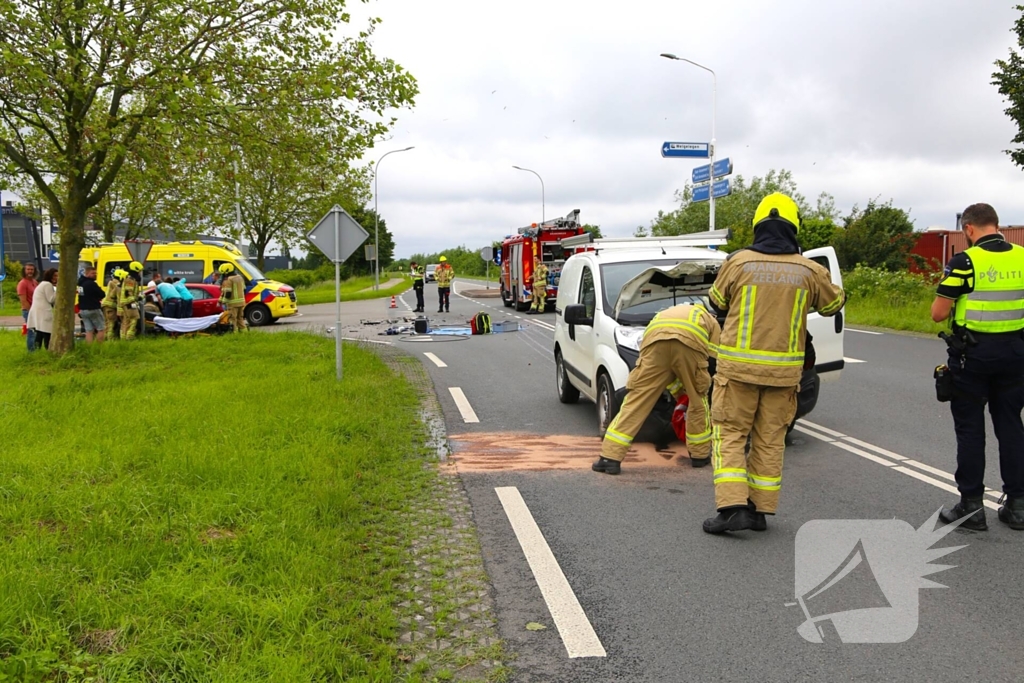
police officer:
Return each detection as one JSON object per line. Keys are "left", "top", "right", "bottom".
{"left": 118, "top": 262, "right": 144, "bottom": 341}
{"left": 932, "top": 203, "right": 1024, "bottom": 531}
{"left": 410, "top": 261, "right": 425, "bottom": 312}
{"left": 218, "top": 263, "right": 247, "bottom": 332}
{"left": 593, "top": 303, "right": 720, "bottom": 474}
{"left": 704, "top": 193, "right": 845, "bottom": 534}
{"left": 530, "top": 258, "right": 549, "bottom": 314}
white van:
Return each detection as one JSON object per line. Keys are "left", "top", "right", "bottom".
{"left": 552, "top": 232, "right": 845, "bottom": 435}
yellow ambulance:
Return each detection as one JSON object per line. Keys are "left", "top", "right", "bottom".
{"left": 78, "top": 240, "right": 297, "bottom": 326}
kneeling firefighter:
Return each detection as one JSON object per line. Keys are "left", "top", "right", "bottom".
{"left": 703, "top": 193, "right": 845, "bottom": 535}
{"left": 593, "top": 303, "right": 721, "bottom": 475}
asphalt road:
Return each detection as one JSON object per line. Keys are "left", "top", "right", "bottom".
{"left": 402, "top": 279, "right": 1024, "bottom": 683}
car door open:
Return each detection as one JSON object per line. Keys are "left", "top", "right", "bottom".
{"left": 803, "top": 246, "right": 845, "bottom": 381}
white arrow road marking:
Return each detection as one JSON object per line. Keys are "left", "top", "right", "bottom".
{"left": 424, "top": 352, "right": 447, "bottom": 368}
{"left": 843, "top": 357, "right": 866, "bottom": 363}
{"left": 448, "top": 387, "right": 479, "bottom": 423}
{"left": 795, "top": 420, "right": 1002, "bottom": 509}
{"left": 495, "top": 486, "right": 607, "bottom": 659}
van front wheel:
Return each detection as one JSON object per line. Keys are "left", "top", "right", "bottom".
{"left": 245, "top": 303, "right": 271, "bottom": 327}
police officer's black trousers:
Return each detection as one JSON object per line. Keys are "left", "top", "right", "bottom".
{"left": 948, "top": 335, "right": 1024, "bottom": 498}
{"left": 413, "top": 281, "right": 424, "bottom": 310}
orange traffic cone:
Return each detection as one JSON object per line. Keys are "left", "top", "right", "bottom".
{"left": 389, "top": 295, "right": 397, "bottom": 309}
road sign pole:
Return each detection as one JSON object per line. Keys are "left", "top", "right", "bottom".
{"left": 334, "top": 208, "right": 342, "bottom": 381}
{"left": 709, "top": 70, "right": 717, "bottom": 232}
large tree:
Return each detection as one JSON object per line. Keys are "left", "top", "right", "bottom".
{"left": 0, "top": 0, "right": 415, "bottom": 354}
{"left": 994, "top": 5, "right": 1024, "bottom": 169}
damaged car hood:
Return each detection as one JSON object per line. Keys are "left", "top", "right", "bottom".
{"left": 613, "top": 260, "right": 721, "bottom": 319}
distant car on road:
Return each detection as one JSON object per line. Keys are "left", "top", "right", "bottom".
{"left": 552, "top": 235, "right": 846, "bottom": 437}
{"left": 425, "top": 264, "right": 438, "bottom": 282}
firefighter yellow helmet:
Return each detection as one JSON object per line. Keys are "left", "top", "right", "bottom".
{"left": 113, "top": 268, "right": 128, "bottom": 280}
{"left": 129, "top": 261, "right": 143, "bottom": 272}
{"left": 219, "top": 263, "right": 235, "bottom": 275}
{"left": 752, "top": 193, "right": 801, "bottom": 232}
{"left": 439, "top": 255, "right": 447, "bottom": 262}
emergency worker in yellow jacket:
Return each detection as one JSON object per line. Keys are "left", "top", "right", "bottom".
{"left": 435, "top": 256, "right": 454, "bottom": 313}
{"left": 101, "top": 269, "right": 124, "bottom": 338}
{"left": 218, "top": 263, "right": 247, "bottom": 332}
{"left": 931, "top": 202, "right": 1024, "bottom": 532}
{"left": 593, "top": 303, "right": 721, "bottom": 475}
{"left": 704, "top": 193, "right": 845, "bottom": 534}
{"left": 117, "top": 262, "right": 144, "bottom": 341}
{"left": 530, "top": 259, "right": 549, "bottom": 313}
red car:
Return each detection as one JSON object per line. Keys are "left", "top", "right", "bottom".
{"left": 143, "top": 283, "right": 224, "bottom": 317}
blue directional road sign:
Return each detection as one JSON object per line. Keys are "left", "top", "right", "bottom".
{"left": 692, "top": 178, "right": 731, "bottom": 203}
{"left": 661, "top": 142, "right": 710, "bottom": 158}
{"left": 692, "top": 157, "right": 734, "bottom": 184}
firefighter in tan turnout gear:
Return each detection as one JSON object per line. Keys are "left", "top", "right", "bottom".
{"left": 118, "top": 262, "right": 144, "bottom": 341}
{"left": 703, "top": 193, "right": 845, "bottom": 534}
{"left": 102, "top": 269, "right": 125, "bottom": 337}
{"left": 530, "top": 258, "right": 549, "bottom": 313}
{"left": 218, "top": 263, "right": 247, "bottom": 332}
{"left": 593, "top": 303, "right": 721, "bottom": 475}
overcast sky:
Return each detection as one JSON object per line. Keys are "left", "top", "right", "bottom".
{"left": 346, "top": 0, "right": 1024, "bottom": 259}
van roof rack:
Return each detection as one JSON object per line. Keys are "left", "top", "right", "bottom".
{"left": 560, "top": 229, "right": 731, "bottom": 250}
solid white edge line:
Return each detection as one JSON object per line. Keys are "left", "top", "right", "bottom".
{"left": 448, "top": 387, "right": 480, "bottom": 423}
{"left": 795, "top": 418, "right": 846, "bottom": 439}
{"left": 847, "top": 328, "right": 884, "bottom": 335}
{"left": 832, "top": 441, "right": 899, "bottom": 468}
{"left": 841, "top": 437, "right": 907, "bottom": 461}
{"left": 341, "top": 337, "right": 392, "bottom": 345}
{"left": 792, "top": 424, "right": 834, "bottom": 442}
{"left": 494, "top": 486, "right": 607, "bottom": 658}
{"left": 423, "top": 352, "right": 447, "bottom": 368}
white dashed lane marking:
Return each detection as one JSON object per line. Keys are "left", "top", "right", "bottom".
{"left": 424, "top": 352, "right": 447, "bottom": 368}
{"left": 448, "top": 387, "right": 480, "bottom": 423}
{"left": 495, "top": 486, "right": 607, "bottom": 659}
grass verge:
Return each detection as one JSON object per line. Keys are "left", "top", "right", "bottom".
{"left": 0, "top": 330, "right": 433, "bottom": 681}
{"left": 844, "top": 293, "right": 945, "bottom": 335}
{"left": 297, "top": 275, "right": 411, "bottom": 305}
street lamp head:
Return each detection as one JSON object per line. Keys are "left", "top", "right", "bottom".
{"left": 400, "top": 146, "right": 415, "bottom": 152}
{"left": 660, "top": 53, "right": 678, "bottom": 60}
{"left": 512, "top": 165, "right": 525, "bottom": 170}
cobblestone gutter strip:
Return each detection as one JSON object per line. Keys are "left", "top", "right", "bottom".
{"left": 357, "top": 342, "right": 511, "bottom": 682}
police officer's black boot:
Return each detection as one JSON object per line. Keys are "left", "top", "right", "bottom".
{"left": 592, "top": 457, "right": 621, "bottom": 475}
{"left": 703, "top": 503, "right": 756, "bottom": 534}
{"left": 997, "top": 496, "right": 1024, "bottom": 530}
{"left": 939, "top": 497, "right": 987, "bottom": 531}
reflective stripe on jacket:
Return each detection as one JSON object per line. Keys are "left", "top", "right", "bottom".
{"left": 436, "top": 265, "right": 454, "bottom": 286}
{"left": 641, "top": 303, "right": 721, "bottom": 358}
{"left": 221, "top": 274, "right": 246, "bottom": 307}
{"left": 953, "top": 244, "right": 1024, "bottom": 333}
{"left": 709, "top": 250, "right": 844, "bottom": 387}
{"left": 102, "top": 279, "right": 120, "bottom": 309}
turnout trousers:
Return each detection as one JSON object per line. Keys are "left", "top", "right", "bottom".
{"left": 948, "top": 335, "right": 1024, "bottom": 498}
{"left": 228, "top": 305, "right": 247, "bottom": 333}
{"left": 103, "top": 307, "right": 119, "bottom": 337}
{"left": 531, "top": 287, "right": 546, "bottom": 312}
{"left": 711, "top": 376, "right": 797, "bottom": 514}
{"left": 601, "top": 339, "right": 712, "bottom": 462}
{"left": 438, "top": 286, "right": 451, "bottom": 311}
{"left": 120, "top": 308, "right": 140, "bottom": 340}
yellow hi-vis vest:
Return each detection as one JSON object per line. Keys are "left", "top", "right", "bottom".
{"left": 954, "top": 244, "right": 1024, "bottom": 333}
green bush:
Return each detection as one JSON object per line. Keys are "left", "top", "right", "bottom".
{"left": 266, "top": 264, "right": 343, "bottom": 289}
{"left": 843, "top": 264, "right": 937, "bottom": 306}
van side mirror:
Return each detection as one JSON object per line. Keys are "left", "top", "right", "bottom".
{"left": 563, "top": 304, "right": 593, "bottom": 327}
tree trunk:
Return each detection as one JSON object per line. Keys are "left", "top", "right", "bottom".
{"left": 49, "top": 205, "right": 87, "bottom": 355}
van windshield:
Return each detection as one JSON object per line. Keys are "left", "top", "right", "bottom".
{"left": 237, "top": 259, "right": 267, "bottom": 281}
{"left": 599, "top": 259, "right": 709, "bottom": 326}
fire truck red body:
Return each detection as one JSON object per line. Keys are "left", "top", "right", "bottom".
{"left": 499, "top": 209, "right": 586, "bottom": 311}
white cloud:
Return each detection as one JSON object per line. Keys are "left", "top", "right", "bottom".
{"left": 348, "top": 0, "right": 1024, "bottom": 257}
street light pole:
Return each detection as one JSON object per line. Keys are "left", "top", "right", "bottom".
{"left": 512, "top": 165, "right": 545, "bottom": 228}
{"left": 661, "top": 53, "right": 717, "bottom": 232}
{"left": 372, "top": 146, "right": 415, "bottom": 290}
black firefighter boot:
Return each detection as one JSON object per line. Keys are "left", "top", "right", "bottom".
{"left": 592, "top": 457, "right": 621, "bottom": 475}
{"left": 749, "top": 498, "right": 768, "bottom": 531}
{"left": 998, "top": 495, "right": 1024, "bottom": 530}
{"left": 703, "top": 503, "right": 757, "bottom": 534}
{"left": 939, "top": 497, "right": 987, "bottom": 531}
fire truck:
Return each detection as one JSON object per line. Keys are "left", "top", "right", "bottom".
{"left": 499, "top": 209, "right": 587, "bottom": 311}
